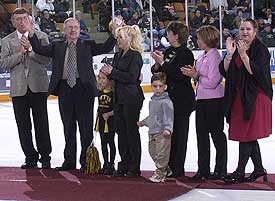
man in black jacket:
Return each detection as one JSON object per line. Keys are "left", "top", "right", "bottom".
{"left": 25, "top": 18, "right": 117, "bottom": 171}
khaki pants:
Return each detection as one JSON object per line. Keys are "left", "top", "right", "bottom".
{"left": 149, "top": 133, "right": 171, "bottom": 177}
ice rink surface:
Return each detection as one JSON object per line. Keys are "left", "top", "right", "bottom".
{"left": 0, "top": 86, "right": 275, "bottom": 200}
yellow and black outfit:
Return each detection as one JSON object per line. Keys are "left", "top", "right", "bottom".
{"left": 95, "top": 88, "right": 116, "bottom": 174}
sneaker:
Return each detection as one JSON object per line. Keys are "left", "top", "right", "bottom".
{"left": 149, "top": 174, "right": 165, "bottom": 183}
{"left": 166, "top": 168, "right": 173, "bottom": 177}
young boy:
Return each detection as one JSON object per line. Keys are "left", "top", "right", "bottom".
{"left": 137, "top": 72, "right": 174, "bottom": 182}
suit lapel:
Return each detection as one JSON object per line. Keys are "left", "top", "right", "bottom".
{"left": 10, "top": 32, "right": 21, "bottom": 53}
{"left": 60, "top": 40, "right": 67, "bottom": 74}
{"left": 76, "top": 38, "right": 81, "bottom": 70}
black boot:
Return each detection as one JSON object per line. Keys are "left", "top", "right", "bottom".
{"left": 189, "top": 172, "right": 209, "bottom": 181}
{"left": 106, "top": 163, "right": 115, "bottom": 175}
{"left": 245, "top": 141, "right": 268, "bottom": 182}
{"left": 237, "top": 142, "right": 253, "bottom": 172}
{"left": 223, "top": 171, "right": 245, "bottom": 184}
{"left": 208, "top": 171, "right": 226, "bottom": 180}
{"left": 245, "top": 168, "right": 268, "bottom": 182}
{"left": 223, "top": 142, "right": 252, "bottom": 184}
{"left": 248, "top": 141, "right": 267, "bottom": 181}
{"left": 211, "top": 131, "right": 227, "bottom": 180}
{"left": 100, "top": 163, "right": 108, "bottom": 174}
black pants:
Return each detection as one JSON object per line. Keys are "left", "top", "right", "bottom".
{"left": 169, "top": 114, "right": 190, "bottom": 176}
{"left": 196, "top": 98, "right": 227, "bottom": 176}
{"left": 12, "top": 88, "right": 51, "bottom": 164}
{"left": 58, "top": 80, "right": 94, "bottom": 168}
{"left": 237, "top": 141, "right": 264, "bottom": 173}
{"left": 115, "top": 102, "right": 143, "bottom": 173}
{"left": 100, "top": 131, "right": 116, "bottom": 165}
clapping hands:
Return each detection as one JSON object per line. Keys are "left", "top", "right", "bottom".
{"left": 151, "top": 50, "right": 164, "bottom": 65}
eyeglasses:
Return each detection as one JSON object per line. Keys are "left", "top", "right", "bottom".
{"left": 14, "top": 16, "right": 28, "bottom": 23}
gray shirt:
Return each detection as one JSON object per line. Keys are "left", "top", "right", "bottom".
{"left": 143, "top": 92, "right": 174, "bottom": 135}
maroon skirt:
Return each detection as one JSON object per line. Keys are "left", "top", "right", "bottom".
{"left": 229, "top": 89, "right": 272, "bottom": 142}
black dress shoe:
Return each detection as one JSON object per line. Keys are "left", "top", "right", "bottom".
{"left": 100, "top": 163, "right": 109, "bottom": 174}
{"left": 245, "top": 169, "right": 267, "bottom": 182}
{"left": 41, "top": 162, "right": 51, "bottom": 169}
{"left": 21, "top": 162, "right": 38, "bottom": 169}
{"left": 125, "top": 171, "right": 141, "bottom": 178}
{"left": 189, "top": 172, "right": 209, "bottom": 181}
{"left": 55, "top": 165, "right": 76, "bottom": 171}
{"left": 112, "top": 170, "right": 126, "bottom": 177}
{"left": 223, "top": 171, "right": 245, "bottom": 184}
{"left": 104, "top": 164, "right": 115, "bottom": 175}
{"left": 80, "top": 166, "right": 86, "bottom": 172}
{"left": 208, "top": 171, "right": 226, "bottom": 180}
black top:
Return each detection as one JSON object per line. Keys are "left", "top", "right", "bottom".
{"left": 97, "top": 89, "right": 114, "bottom": 114}
{"left": 110, "top": 49, "right": 144, "bottom": 104}
{"left": 219, "top": 37, "right": 273, "bottom": 123}
{"left": 152, "top": 45, "right": 196, "bottom": 115}
{"left": 96, "top": 89, "right": 114, "bottom": 132}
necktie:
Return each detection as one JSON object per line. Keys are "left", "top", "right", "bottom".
{"left": 66, "top": 42, "right": 77, "bottom": 88}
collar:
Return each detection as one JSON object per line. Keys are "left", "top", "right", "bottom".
{"left": 67, "top": 39, "right": 78, "bottom": 45}
{"left": 202, "top": 48, "right": 216, "bottom": 58}
{"left": 16, "top": 30, "right": 29, "bottom": 40}
{"left": 151, "top": 92, "right": 169, "bottom": 100}
{"left": 102, "top": 87, "right": 112, "bottom": 93}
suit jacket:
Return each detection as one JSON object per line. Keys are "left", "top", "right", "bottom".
{"left": 110, "top": 49, "right": 144, "bottom": 104}
{"left": 29, "top": 34, "right": 116, "bottom": 97}
{"left": 0, "top": 31, "right": 51, "bottom": 97}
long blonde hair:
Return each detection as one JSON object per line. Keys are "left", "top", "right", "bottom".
{"left": 115, "top": 25, "right": 144, "bottom": 53}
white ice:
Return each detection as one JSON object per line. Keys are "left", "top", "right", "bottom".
{"left": 0, "top": 86, "right": 274, "bottom": 201}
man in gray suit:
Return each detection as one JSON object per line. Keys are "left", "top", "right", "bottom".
{"left": 0, "top": 8, "right": 52, "bottom": 169}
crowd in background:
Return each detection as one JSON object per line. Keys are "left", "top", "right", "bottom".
{"left": 91, "top": 0, "right": 275, "bottom": 49}
{"left": 1, "top": 0, "right": 275, "bottom": 49}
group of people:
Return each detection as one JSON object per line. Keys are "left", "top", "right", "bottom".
{"left": 0, "top": 7, "right": 273, "bottom": 185}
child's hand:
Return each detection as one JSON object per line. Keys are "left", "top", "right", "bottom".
{"left": 137, "top": 121, "right": 145, "bottom": 127}
{"left": 162, "top": 130, "right": 171, "bottom": 137}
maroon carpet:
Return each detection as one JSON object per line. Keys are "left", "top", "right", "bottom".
{"left": 179, "top": 172, "right": 275, "bottom": 191}
{"left": 0, "top": 167, "right": 194, "bottom": 201}
{"left": 1, "top": 168, "right": 274, "bottom": 201}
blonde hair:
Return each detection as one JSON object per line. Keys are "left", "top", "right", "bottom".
{"left": 115, "top": 25, "right": 144, "bottom": 53}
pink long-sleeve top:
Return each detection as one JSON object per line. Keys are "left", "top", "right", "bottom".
{"left": 196, "top": 48, "right": 224, "bottom": 100}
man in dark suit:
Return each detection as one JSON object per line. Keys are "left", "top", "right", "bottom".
{"left": 0, "top": 8, "right": 52, "bottom": 169}
{"left": 26, "top": 17, "right": 117, "bottom": 171}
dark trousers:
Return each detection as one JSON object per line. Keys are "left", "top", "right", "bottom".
{"left": 58, "top": 80, "right": 94, "bottom": 168}
{"left": 237, "top": 141, "right": 264, "bottom": 173}
{"left": 196, "top": 98, "right": 227, "bottom": 176}
{"left": 169, "top": 114, "right": 190, "bottom": 176}
{"left": 12, "top": 88, "right": 51, "bottom": 164}
{"left": 115, "top": 102, "right": 143, "bottom": 173}
{"left": 100, "top": 131, "right": 116, "bottom": 165}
